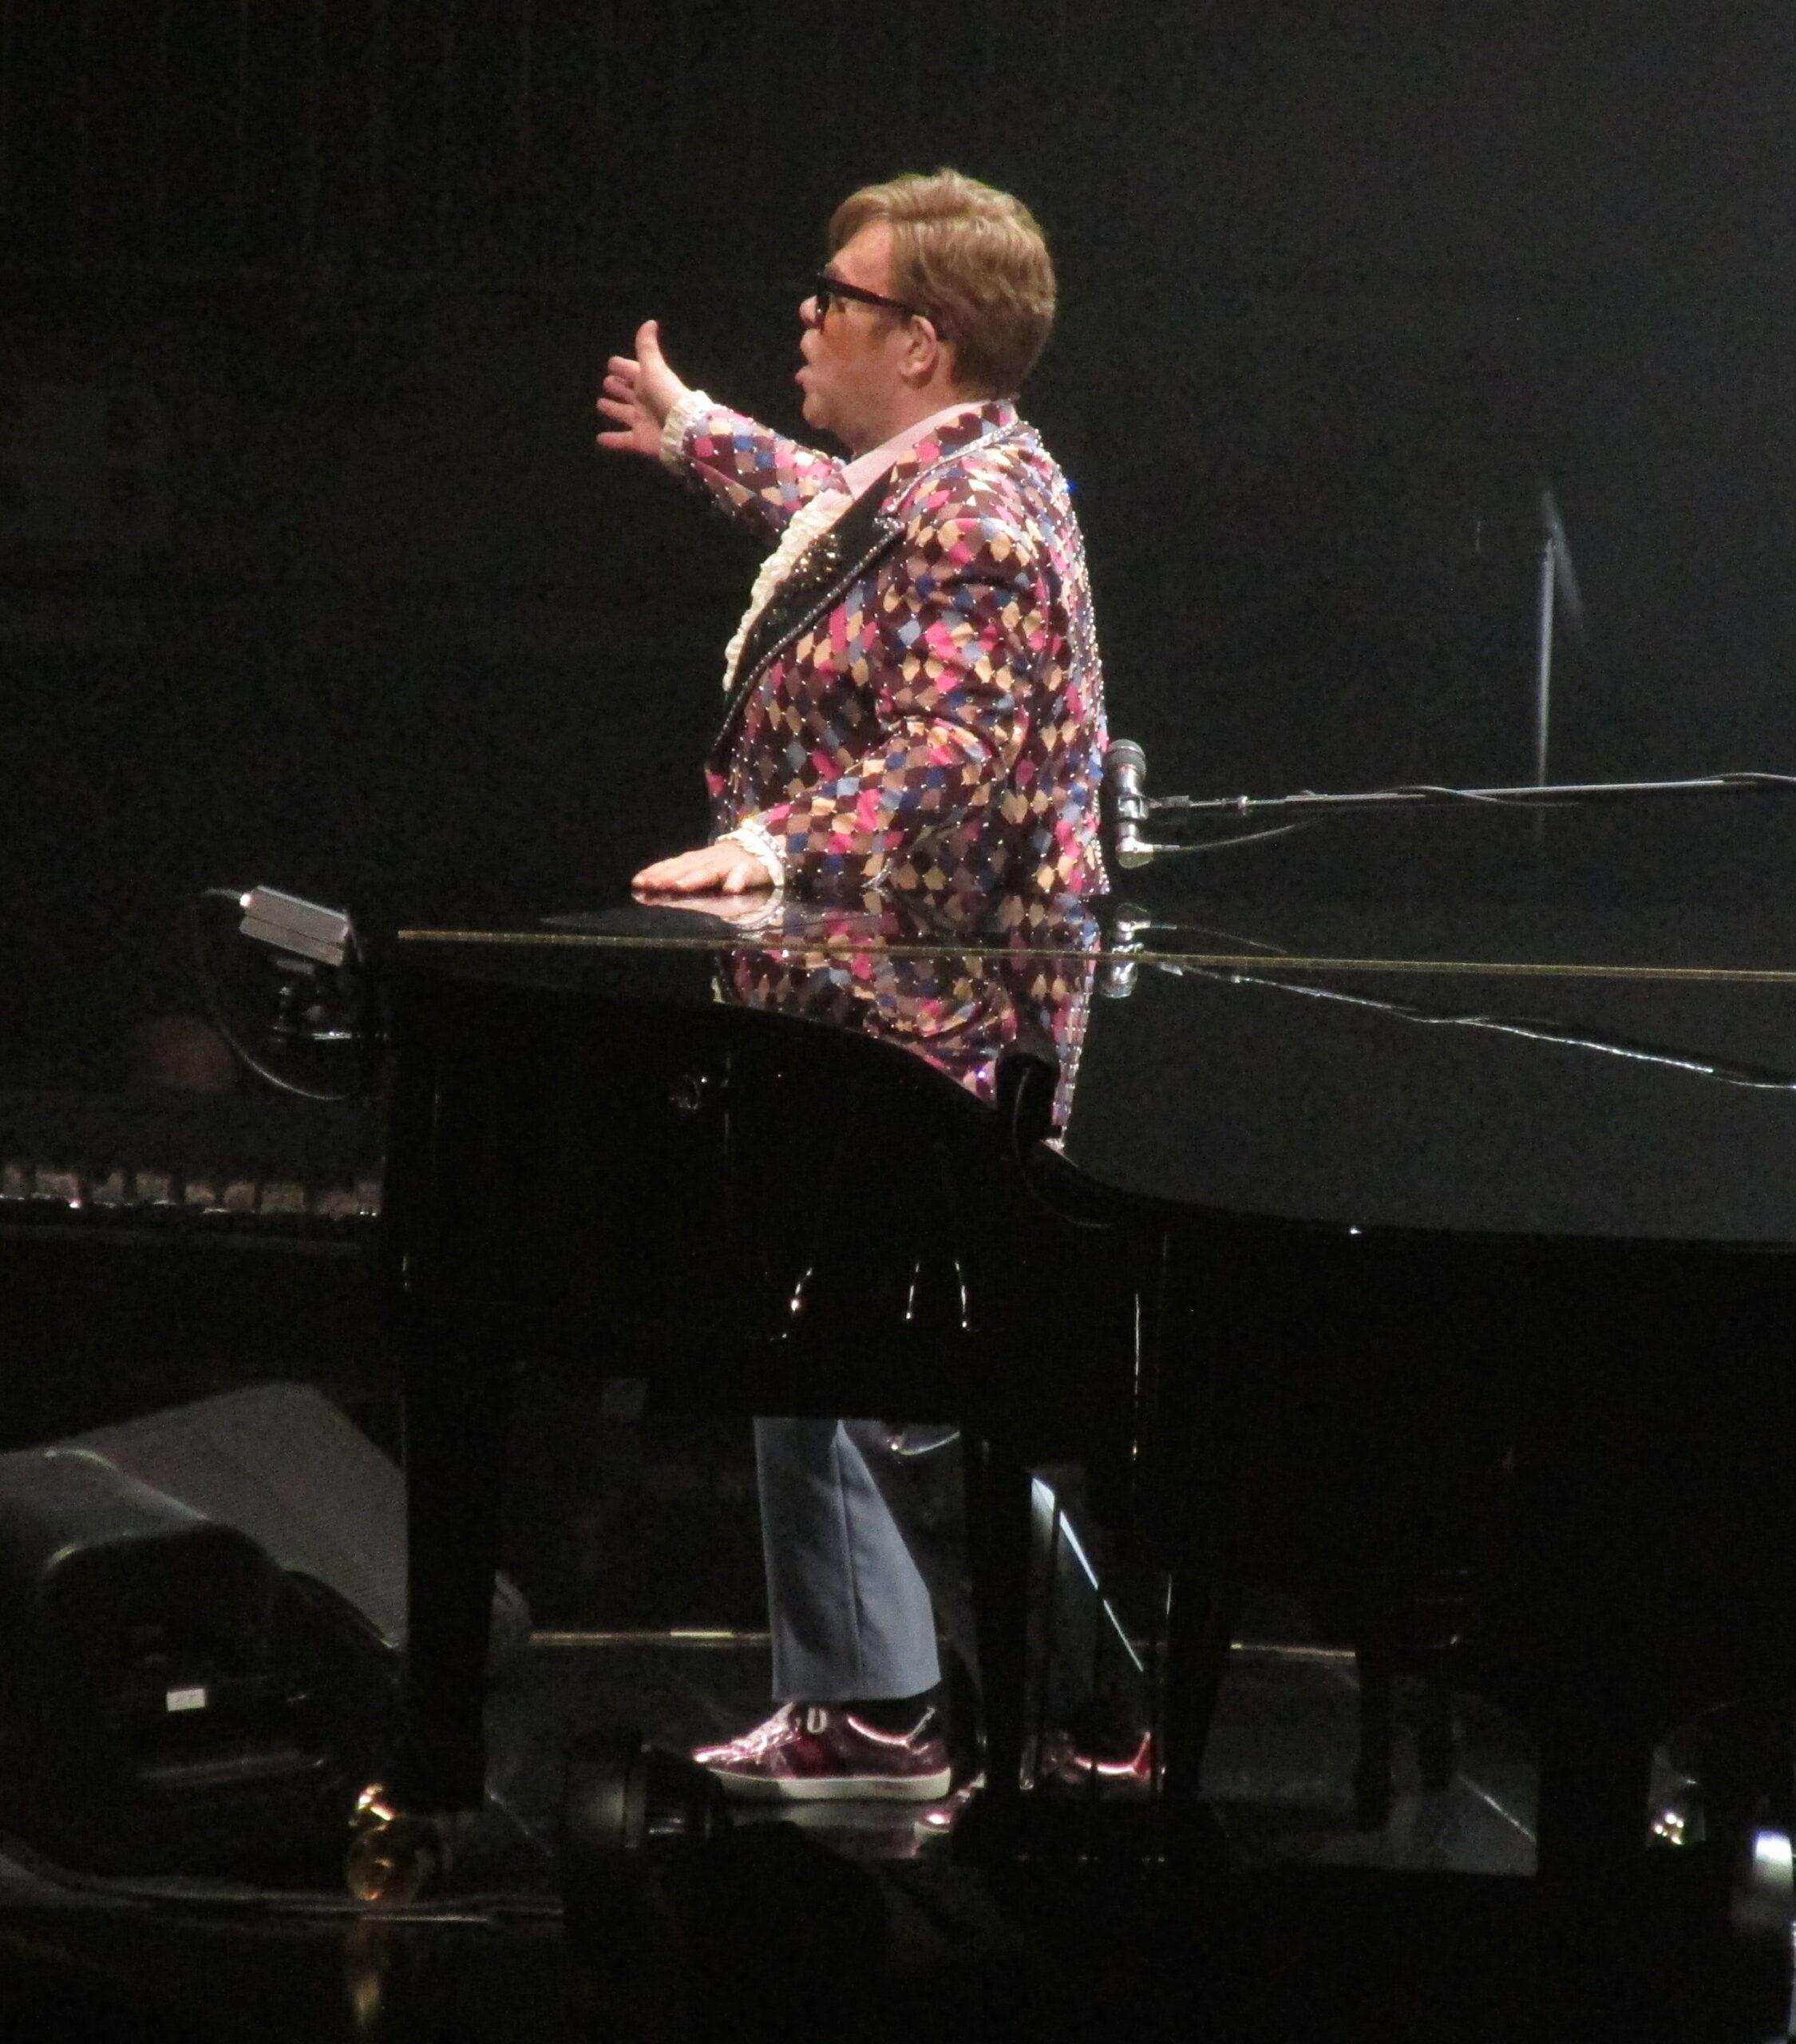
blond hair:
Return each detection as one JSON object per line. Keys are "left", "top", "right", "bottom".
{"left": 829, "top": 169, "right": 1056, "bottom": 398}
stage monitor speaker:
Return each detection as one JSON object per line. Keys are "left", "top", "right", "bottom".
{"left": 0, "top": 1384, "right": 527, "bottom": 1876}
{"left": 69, "top": 1384, "right": 529, "bottom": 1661}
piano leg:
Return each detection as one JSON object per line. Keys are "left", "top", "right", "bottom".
{"left": 1521, "top": 1705, "right": 1654, "bottom": 2032}
{"left": 394, "top": 1313, "right": 516, "bottom": 1813}
{"left": 1161, "top": 1564, "right": 1237, "bottom": 1876}
{"left": 1534, "top": 1706, "right": 1655, "bottom": 1896}
{"left": 958, "top": 1431, "right": 1033, "bottom": 1851}
{"left": 1535, "top": 1697, "right": 1796, "bottom": 2040}
{"left": 1351, "top": 1642, "right": 1397, "bottom": 1831}
{"left": 1672, "top": 1693, "right": 1796, "bottom": 2042}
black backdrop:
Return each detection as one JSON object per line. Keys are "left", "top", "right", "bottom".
{"left": 6, "top": 2, "right": 1796, "bottom": 1086}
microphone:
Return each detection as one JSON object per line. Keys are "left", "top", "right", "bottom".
{"left": 1102, "top": 739, "right": 1154, "bottom": 869}
{"left": 1098, "top": 901, "right": 1152, "bottom": 1000}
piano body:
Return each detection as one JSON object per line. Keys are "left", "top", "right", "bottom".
{"left": 379, "top": 819, "right": 1796, "bottom": 2026}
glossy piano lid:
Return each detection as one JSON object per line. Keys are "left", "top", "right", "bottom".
{"left": 394, "top": 803, "right": 1796, "bottom": 1243}
{"left": 1067, "top": 802, "right": 1796, "bottom": 1240}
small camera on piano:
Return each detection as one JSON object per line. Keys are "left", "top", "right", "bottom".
{"left": 238, "top": 885, "right": 353, "bottom": 972}
{"left": 233, "top": 885, "right": 366, "bottom": 1048}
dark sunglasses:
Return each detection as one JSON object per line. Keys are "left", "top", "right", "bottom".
{"left": 809, "top": 272, "right": 936, "bottom": 328}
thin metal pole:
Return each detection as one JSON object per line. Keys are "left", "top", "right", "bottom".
{"left": 591, "top": 0, "right": 613, "bottom": 271}
{"left": 436, "top": 0, "right": 461, "bottom": 262}
{"left": 821, "top": 0, "right": 844, "bottom": 202}
{"left": 301, "top": 0, "right": 326, "bottom": 262}
{"left": 1534, "top": 531, "right": 1557, "bottom": 789}
{"left": 149, "top": 0, "right": 172, "bottom": 262}
{"left": 515, "top": 0, "right": 534, "bottom": 187}
{"left": 366, "top": 0, "right": 389, "bottom": 267}
{"left": 231, "top": 0, "right": 251, "bottom": 248}
{"left": 0, "top": 0, "right": 17, "bottom": 233}
{"left": 73, "top": 0, "right": 95, "bottom": 255}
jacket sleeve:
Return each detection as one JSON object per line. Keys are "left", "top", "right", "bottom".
{"left": 664, "top": 394, "right": 847, "bottom": 547}
{"left": 742, "top": 493, "right": 1060, "bottom": 893}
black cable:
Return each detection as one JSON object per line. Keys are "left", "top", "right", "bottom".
{"left": 1004, "top": 1082, "right": 1114, "bottom": 1232}
{"left": 1145, "top": 818, "right": 1322, "bottom": 854}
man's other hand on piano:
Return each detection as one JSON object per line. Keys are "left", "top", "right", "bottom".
{"left": 631, "top": 842, "right": 774, "bottom": 894}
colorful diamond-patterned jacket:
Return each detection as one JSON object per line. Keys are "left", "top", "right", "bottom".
{"left": 710, "top": 883, "right": 1101, "bottom": 1136}
{"left": 670, "top": 397, "right": 1109, "bottom": 901}
{"left": 692, "top": 888, "right": 1105, "bottom": 1349}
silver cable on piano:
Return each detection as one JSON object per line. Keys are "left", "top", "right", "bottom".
{"left": 1159, "top": 960, "right": 1796, "bottom": 1091}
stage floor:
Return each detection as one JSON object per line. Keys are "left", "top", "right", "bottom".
{"left": 0, "top": 1625, "right": 1636, "bottom": 2044}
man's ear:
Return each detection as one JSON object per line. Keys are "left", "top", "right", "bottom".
{"left": 902, "top": 319, "right": 952, "bottom": 388}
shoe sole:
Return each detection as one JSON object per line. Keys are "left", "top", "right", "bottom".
{"left": 702, "top": 1765, "right": 952, "bottom": 1803}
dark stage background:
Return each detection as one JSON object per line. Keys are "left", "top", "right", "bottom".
{"left": 5, "top": 2, "right": 1796, "bottom": 1087}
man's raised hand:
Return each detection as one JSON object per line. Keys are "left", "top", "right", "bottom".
{"left": 595, "top": 319, "right": 691, "bottom": 458}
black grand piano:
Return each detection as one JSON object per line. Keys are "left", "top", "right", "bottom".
{"left": 374, "top": 798, "right": 1796, "bottom": 2034}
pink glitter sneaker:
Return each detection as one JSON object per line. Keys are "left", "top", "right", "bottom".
{"left": 1037, "top": 1728, "right": 1155, "bottom": 1791}
{"left": 694, "top": 1702, "right": 951, "bottom": 1801}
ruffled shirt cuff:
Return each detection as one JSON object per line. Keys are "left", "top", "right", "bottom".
{"left": 720, "top": 813, "right": 785, "bottom": 893}
{"left": 659, "top": 387, "right": 711, "bottom": 472}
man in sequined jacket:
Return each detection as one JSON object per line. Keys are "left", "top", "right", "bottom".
{"left": 595, "top": 170, "right": 1114, "bottom": 1800}
{"left": 599, "top": 168, "right": 1106, "bottom": 908}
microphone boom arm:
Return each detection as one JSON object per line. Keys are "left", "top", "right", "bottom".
{"left": 1147, "top": 771, "right": 1796, "bottom": 819}
{"left": 1133, "top": 771, "right": 1796, "bottom": 869}
{"left": 1101, "top": 741, "right": 1796, "bottom": 866}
